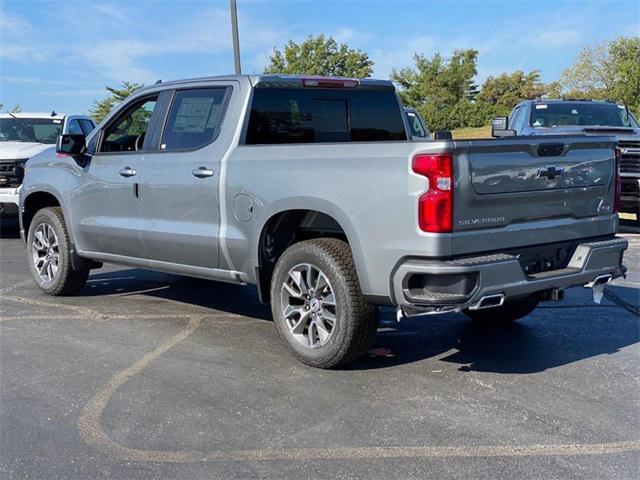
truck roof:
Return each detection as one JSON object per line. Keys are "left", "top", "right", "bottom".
{"left": 0, "top": 112, "right": 67, "bottom": 119}
{"left": 526, "top": 99, "right": 622, "bottom": 106}
{"left": 140, "top": 74, "right": 395, "bottom": 92}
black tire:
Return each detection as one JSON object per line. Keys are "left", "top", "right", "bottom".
{"left": 463, "top": 297, "right": 539, "bottom": 324}
{"left": 270, "top": 238, "right": 378, "bottom": 368}
{"left": 26, "top": 207, "right": 89, "bottom": 296}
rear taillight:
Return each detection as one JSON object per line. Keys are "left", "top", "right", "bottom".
{"left": 614, "top": 147, "right": 622, "bottom": 213}
{"left": 412, "top": 153, "right": 453, "bottom": 233}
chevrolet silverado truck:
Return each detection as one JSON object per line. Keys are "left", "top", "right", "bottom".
{"left": 0, "top": 112, "right": 95, "bottom": 217}
{"left": 19, "top": 75, "right": 627, "bottom": 368}
{"left": 493, "top": 99, "right": 640, "bottom": 225}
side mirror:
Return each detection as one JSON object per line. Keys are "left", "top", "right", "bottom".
{"left": 56, "top": 134, "right": 86, "bottom": 156}
{"left": 491, "top": 117, "right": 516, "bottom": 138}
{"left": 434, "top": 130, "right": 453, "bottom": 140}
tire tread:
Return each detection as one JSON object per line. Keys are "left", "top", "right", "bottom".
{"left": 28, "top": 207, "right": 88, "bottom": 296}
{"left": 271, "top": 238, "right": 378, "bottom": 368}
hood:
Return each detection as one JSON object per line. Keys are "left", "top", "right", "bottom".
{"left": 533, "top": 125, "right": 640, "bottom": 140}
{"left": 0, "top": 141, "right": 55, "bottom": 160}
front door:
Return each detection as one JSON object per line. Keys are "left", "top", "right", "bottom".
{"left": 138, "top": 86, "right": 232, "bottom": 269}
{"left": 70, "top": 94, "right": 163, "bottom": 258}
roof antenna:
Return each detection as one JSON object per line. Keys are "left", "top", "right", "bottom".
{"left": 51, "top": 110, "right": 57, "bottom": 117}
{"left": 155, "top": 79, "right": 162, "bottom": 85}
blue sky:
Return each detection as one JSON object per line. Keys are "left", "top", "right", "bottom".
{"left": 1, "top": 0, "right": 638, "bottom": 114}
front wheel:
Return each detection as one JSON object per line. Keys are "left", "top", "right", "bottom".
{"left": 26, "top": 207, "right": 89, "bottom": 295}
{"left": 270, "top": 238, "right": 378, "bottom": 369}
{"left": 463, "top": 297, "right": 539, "bottom": 324}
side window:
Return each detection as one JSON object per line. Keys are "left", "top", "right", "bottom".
{"left": 99, "top": 96, "right": 158, "bottom": 153}
{"left": 79, "top": 119, "right": 95, "bottom": 135}
{"left": 514, "top": 107, "right": 528, "bottom": 132}
{"left": 67, "top": 119, "right": 83, "bottom": 135}
{"left": 161, "top": 88, "right": 228, "bottom": 151}
{"left": 406, "top": 112, "right": 427, "bottom": 138}
{"left": 508, "top": 107, "right": 521, "bottom": 131}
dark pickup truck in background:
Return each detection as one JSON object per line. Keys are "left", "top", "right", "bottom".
{"left": 493, "top": 99, "right": 640, "bottom": 225}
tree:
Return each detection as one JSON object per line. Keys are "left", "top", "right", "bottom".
{"left": 609, "top": 37, "right": 640, "bottom": 112}
{"left": 264, "top": 35, "right": 374, "bottom": 78}
{"left": 391, "top": 49, "right": 493, "bottom": 130}
{"left": 478, "top": 70, "right": 554, "bottom": 116}
{"left": 561, "top": 37, "right": 640, "bottom": 112}
{"left": 90, "top": 81, "right": 144, "bottom": 123}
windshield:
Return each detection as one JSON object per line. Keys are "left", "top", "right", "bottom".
{"left": 530, "top": 103, "right": 639, "bottom": 128}
{"left": 0, "top": 118, "right": 63, "bottom": 144}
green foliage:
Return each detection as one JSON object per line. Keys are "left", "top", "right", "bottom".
{"left": 391, "top": 49, "right": 494, "bottom": 130}
{"left": 90, "top": 81, "right": 144, "bottom": 124}
{"left": 478, "top": 70, "right": 554, "bottom": 116}
{"left": 609, "top": 37, "right": 640, "bottom": 113}
{"left": 264, "top": 35, "right": 374, "bottom": 78}
{"left": 80, "top": 35, "right": 637, "bottom": 133}
{"left": 561, "top": 37, "right": 640, "bottom": 113}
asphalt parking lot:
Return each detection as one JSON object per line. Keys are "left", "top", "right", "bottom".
{"left": 1, "top": 218, "right": 638, "bottom": 480}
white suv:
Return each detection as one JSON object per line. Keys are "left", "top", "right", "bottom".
{"left": 0, "top": 112, "right": 95, "bottom": 216}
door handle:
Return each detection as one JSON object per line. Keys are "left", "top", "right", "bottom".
{"left": 119, "top": 167, "right": 137, "bottom": 177}
{"left": 192, "top": 166, "right": 214, "bottom": 178}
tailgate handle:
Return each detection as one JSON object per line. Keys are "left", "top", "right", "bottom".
{"left": 538, "top": 143, "right": 565, "bottom": 157}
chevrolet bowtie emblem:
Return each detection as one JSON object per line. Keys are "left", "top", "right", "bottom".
{"left": 537, "top": 165, "right": 564, "bottom": 180}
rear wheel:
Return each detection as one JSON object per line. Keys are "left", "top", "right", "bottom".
{"left": 27, "top": 207, "right": 89, "bottom": 296}
{"left": 463, "top": 297, "right": 539, "bottom": 324}
{"left": 270, "top": 238, "right": 378, "bottom": 368}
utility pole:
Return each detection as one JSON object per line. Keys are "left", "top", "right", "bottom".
{"left": 230, "top": 0, "right": 241, "bottom": 74}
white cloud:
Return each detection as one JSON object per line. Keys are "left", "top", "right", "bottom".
{"left": 0, "top": 8, "right": 32, "bottom": 36}
{"left": 94, "top": 3, "right": 129, "bottom": 22}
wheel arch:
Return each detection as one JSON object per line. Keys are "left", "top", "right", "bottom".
{"left": 253, "top": 204, "right": 367, "bottom": 304}
{"left": 21, "top": 190, "right": 100, "bottom": 271}
{"left": 21, "top": 190, "right": 64, "bottom": 237}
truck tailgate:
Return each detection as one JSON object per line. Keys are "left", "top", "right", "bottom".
{"left": 452, "top": 135, "right": 618, "bottom": 256}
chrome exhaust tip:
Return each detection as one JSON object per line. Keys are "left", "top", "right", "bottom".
{"left": 585, "top": 274, "right": 613, "bottom": 288}
{"left": 469, "top": 293, "right": 505, "bottom": 311}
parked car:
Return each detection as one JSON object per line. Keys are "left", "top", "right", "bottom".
{"left": 404, "top": 107, "right": 430, "bottom": 139}
{"left": 0, "top": 112, "right": 95, "bottom": 217}
{"left": 20, "top": 75, "right": 627, "bottom": 368}
{"left": 492, "top": 99, "right": 640, "bottom": 224}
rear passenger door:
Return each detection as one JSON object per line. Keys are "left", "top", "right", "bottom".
{"left": 138, "top": 86, "right": 232, "bottom": 269}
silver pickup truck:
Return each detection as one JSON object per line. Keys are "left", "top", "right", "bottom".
{"left": 19, "top": 75, "right": 627, "bottom": 368}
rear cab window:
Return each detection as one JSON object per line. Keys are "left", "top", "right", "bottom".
{"left": 245, "top": 87, "right": 407, "bottom": 144}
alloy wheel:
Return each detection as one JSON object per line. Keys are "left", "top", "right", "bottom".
{"left": 280, "top": 263, "right": 337, "bottom": 348}
{"left": 31, "top": 223, "right": 60, "bottom": 283}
